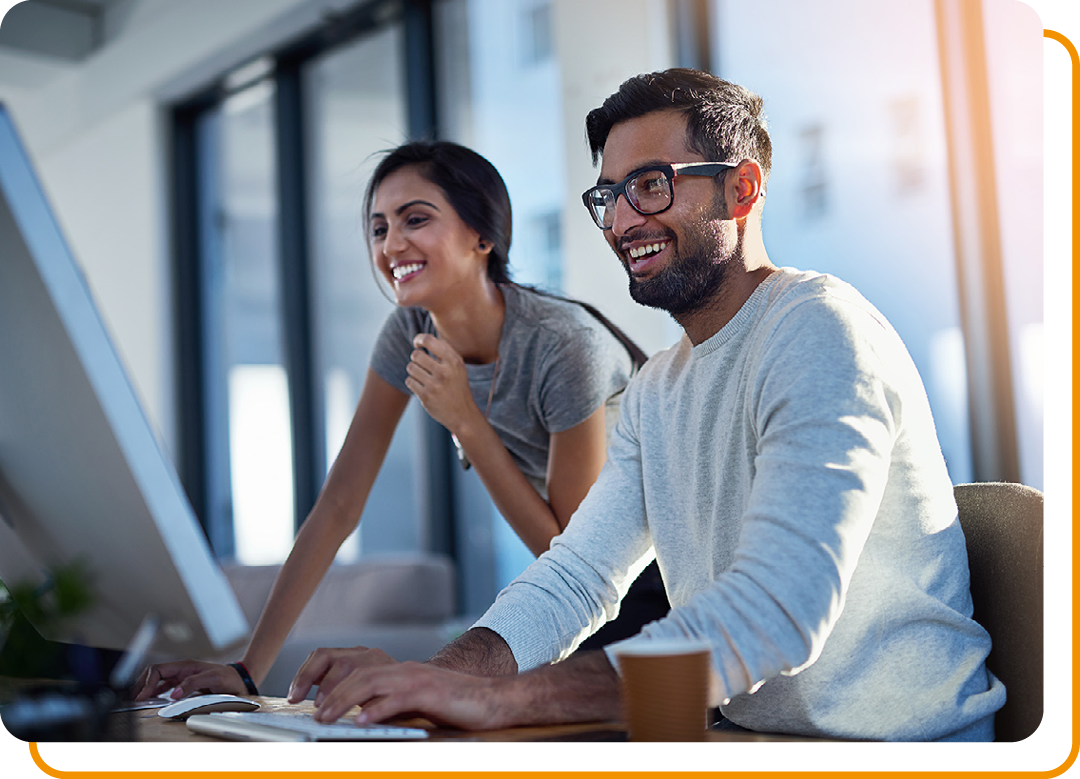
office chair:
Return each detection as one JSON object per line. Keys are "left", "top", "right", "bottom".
{"left": 954, "top": 481, "right": 1044, "bottom": 742}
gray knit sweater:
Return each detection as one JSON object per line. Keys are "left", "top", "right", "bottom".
{"left": 475, "top": 268, "right": 1005, "bottom": 741}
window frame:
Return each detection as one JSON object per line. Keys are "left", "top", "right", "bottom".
{"left": 169, "top": 0, "right": 458, "bottom": 563}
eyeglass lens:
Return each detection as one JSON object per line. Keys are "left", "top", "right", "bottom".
{"left": 589, "top": 169, "right": 674, "bottom": 228}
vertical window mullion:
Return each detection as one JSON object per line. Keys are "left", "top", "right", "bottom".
{"left": 274, "top": 57, "right": 323, "bottom": 532}
{"left": 174, "top": 1, "right": 436, "bottom": 565}
{"left": 403, "top": 0, "right": 439, "bottom": 140}
{"left": 170, "top": 105, "right": 211, "bottom": 539}
{"left": 195, "top": 108, "right": 238, "bottom": 559}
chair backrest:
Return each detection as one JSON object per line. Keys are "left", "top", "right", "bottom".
{"left": 953, "top": 482, "right": 1043, "bottom": 742}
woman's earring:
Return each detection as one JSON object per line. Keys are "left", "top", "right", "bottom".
{"left": 478, "top": 241, "right": 487, "bottom": 251}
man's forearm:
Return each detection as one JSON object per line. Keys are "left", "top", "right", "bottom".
{"left": 426, "top": 629, "right": 622, "bottom": 728}
{"left": 507, "top": 649, "right": 622, "bottom": 726}
{"left": 427, "top": 627, "right": 518, "bottom": 676}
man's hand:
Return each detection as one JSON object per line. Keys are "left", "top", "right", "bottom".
{"left": 289, "top": 638, "right": 621, "bottom": 732}
{"left": 312, "top": 661, "right": 516, "bottom": 730}
{"left": 287, "top": 645, "right": 398, "bottom": 706}
{"left": 132, "top": 660, "right": 246, "bottom": 700}
{"left": 288, "top": 642, "right": 516, "bottom": 730}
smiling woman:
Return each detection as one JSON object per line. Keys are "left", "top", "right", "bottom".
{"left": 361, "top": 141, "right": 641, "bottom": 545}
{"left": 134, "top": 140, "right": 666, "bottom": 703}
{"left": 369, "top": 167, "right": 498, "bottom": 319}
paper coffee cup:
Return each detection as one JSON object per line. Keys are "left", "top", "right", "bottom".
{"left": 614, "top": 640, "right": 711, "bottom": 741}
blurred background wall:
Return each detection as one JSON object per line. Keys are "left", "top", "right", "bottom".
{"left": 0, "top": 0, "right": 1047, "bottom": 617}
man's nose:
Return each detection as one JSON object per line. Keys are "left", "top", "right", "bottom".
{"left": 610, "top": 193, "right": 646, "bottom": 237}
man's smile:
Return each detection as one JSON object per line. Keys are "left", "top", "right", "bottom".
{"left": 629, "top": 241, "right": 668, "bottom": 260}
{"left": 619, "top": 236, "right": 672, "bottom": 275}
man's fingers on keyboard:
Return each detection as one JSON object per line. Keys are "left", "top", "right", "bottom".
{"left": 289, "top": 650, "right": 336, "bottom": 702}
{"left": 319, "top": 664, "right": 428, "bottom": 724}
{"left": 353, "top": 695, "right": 407, "bottom": 725}
{"left": 312, "top": 662, "right": 361, "bottom": 706}
{"left": 314, "top": 676, "right": 375, "bottom": 723}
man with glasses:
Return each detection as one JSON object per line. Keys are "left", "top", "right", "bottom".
{"left": 288, "top": 69, "right": 1003, "bottom": 741}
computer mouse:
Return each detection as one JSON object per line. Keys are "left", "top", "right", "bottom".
{"left": 157, "top": 694, "right": 260, "bottom": 720}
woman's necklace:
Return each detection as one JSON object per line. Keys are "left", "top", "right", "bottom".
{"left": 452, "top": 357, "right": 498, "bottom": 471}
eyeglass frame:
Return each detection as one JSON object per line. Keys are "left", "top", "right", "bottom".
{"left": 581, "top": 161, "right": 739, "bottom": 230}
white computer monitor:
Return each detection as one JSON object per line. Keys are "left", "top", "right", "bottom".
{"left": 0, "top": 104, "right": 248, "bottom": 659}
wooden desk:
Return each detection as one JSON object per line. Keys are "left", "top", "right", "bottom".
{"left": 132, "top": 696, "right": 817, "bottom": 743}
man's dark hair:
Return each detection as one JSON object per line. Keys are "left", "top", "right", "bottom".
{"left": 585, "top": 68, "right": 771, "bottom": 182}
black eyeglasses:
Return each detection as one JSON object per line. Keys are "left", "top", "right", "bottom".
{"left": 581, "top": 162, "right": 737, "bottom": 230}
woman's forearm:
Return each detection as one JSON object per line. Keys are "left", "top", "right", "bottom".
{"left": 239, "top": 508, "right": 358, "bottom": 683}
{"left": 453, "top": 418, "right": 563, "bottom": 556}
{"left": 454, "top": 406, "right": 609, "bottom": 557}
{"left": 240, "top": 371, "right": 409, "bottom": 682}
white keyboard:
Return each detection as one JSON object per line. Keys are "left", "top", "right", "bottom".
{"left": 187, "top": 710, "right": 429, "bottom": 741}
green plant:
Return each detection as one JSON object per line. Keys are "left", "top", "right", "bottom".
{"left": 0, "top": 561, "right": 94, "bottom": 679}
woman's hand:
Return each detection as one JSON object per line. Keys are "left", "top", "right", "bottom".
{"left": 132, "top": 660, "right": 247, "bottom": 700}
{"left": 405, "top": 334, "right": 484, "bottom": 434}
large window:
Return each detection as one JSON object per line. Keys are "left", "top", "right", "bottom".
{"left": 442, "top": 0, "right": 567, "bottom": 294}
{"left": 714, "top": 0, "right": 974, "bottom": 483}
{"left": 711, "top": 0, "right": 1042, "bottom": 488}
{"left": 173, "top": 0, "right": 571, "bottom": 617}
{"left": 174, "top": 4, "right": 429, "bottom": 568}
{"left": 194, "top": 72, "right": 295, "bottom": 564}
{"left": 304, "top": 25, "right": 424, "bottom": 560}
{"left": 435, "top": 0, "right": 568, "bottom": 599}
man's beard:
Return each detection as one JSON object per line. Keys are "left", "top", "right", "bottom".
{"left": 624, "top": 195, "right": 736, "bottom": 316}
{"left": 628, "top": 244, "right": 727, "bottom": 315}
{"left": 626, "top": 215, "right": 735, "bottom": 315}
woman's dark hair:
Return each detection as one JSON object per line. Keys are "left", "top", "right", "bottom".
{"left": 363, "top": 140, "right": 513, "bottom": 284}
{"left": 364, "top": 140, "right": 648, "bottom": 369}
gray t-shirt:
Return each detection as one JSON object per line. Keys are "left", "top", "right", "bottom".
{"left": 370, "top": 284, "right": 636, "bottom": 496}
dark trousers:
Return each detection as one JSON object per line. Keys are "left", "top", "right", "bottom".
{"left": 573, "top": 566, "right": 746, "bottom": 733}
{"left": 577, "top": 560, "right": 670, "bottom": 651}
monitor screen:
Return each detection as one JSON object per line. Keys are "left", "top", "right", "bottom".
{"left": 0, "top": 104, "right": 248, "bottom": 658}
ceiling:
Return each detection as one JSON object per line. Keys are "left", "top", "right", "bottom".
{"left": 0, "top": 0, "right": 134, "bottom": 94}
{"left": 0, "top": 0, "right": 130, "bottom": 62}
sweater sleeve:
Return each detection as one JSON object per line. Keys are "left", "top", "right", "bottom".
{"left": 473, "top": 375, "right": 655, "bottom": 670}
{"left": 606, "top": 294, "right": 904, "bottom": 701}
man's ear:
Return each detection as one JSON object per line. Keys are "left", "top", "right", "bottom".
{"left": 730, "top": 160, "right": 764, "bottom": 219}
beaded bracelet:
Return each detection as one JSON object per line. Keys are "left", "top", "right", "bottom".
{"left": 228, "top": 661, "right": 259, "bottom": 696}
